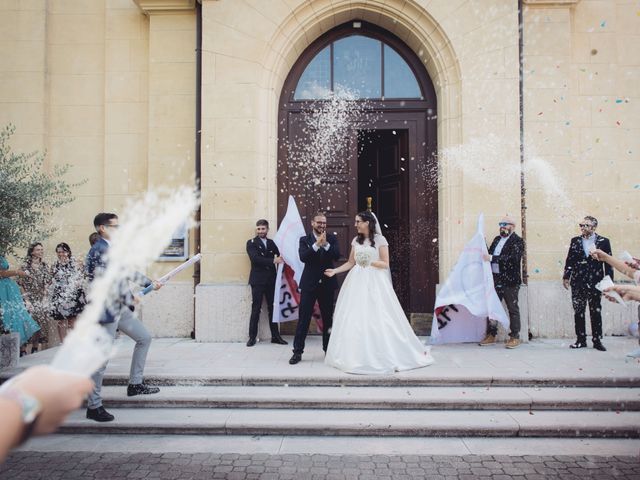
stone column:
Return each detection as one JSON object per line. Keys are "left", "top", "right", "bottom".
{"left": 134, "top": 0, "right": 197, "bottom": 337}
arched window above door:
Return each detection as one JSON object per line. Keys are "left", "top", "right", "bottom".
{"left": 294, "top": 34, "right": 423, "bottom": 100}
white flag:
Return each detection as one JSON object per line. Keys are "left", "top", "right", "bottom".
{"left": 272, "top": 196, "right": 307, "bottom": 323}
{"left": 431, "top": 213, "right": 509, "bottom": 344}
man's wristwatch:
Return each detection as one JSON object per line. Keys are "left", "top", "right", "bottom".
{"left": 0, "top": 385, "right": 42, "bottom": 442}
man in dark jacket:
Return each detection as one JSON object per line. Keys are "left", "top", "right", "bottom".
{"left": 246, "top": 219, "right": 288, "bottom": 347}
{"left": 289, "top": 212, "right": 340, "bottom": 365}
{"left": 563, "top": 215, "right": 613, "bottom": 351}
{"left": 480, "top": 216, "right": 525, "bottom": 349}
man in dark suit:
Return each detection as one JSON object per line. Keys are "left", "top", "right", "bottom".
{"left": 85, "top": 213, "right": 162, "bottom": 423}
{"left": 480, "top": 215, "right": 525, "bottom": 349}
{"left": 563, "top": 215, "right": 613, "bottom": 351}
{"left": 289, "top": 212, "right": 340, "bottom": 365}
{"left": 246, "top": 219, "right": 288, "bottom": 347}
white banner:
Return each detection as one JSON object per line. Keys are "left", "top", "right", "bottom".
{"left": 431, "top": 213, "right": 509, "bottom": 344}
{"left": 272, "top": 196, "right": 307, "bottom": 323}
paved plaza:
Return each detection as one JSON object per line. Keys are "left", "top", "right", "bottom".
{"left": 2, "top": 452, "right": 640, "bottom": 480}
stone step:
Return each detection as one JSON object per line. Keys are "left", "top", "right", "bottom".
{"left": 92, "top": 372, "right": 640, "bottom": 388}
{"left": 99, "top": 385, "right": 640, "bottom": 411}
{"left": 61, "top": 408, "right": 640, "bottom": 438}
{"left": 18, "top": 433, "right": 640, "bottom": 457}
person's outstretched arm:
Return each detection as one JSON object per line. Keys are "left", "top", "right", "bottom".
{"left": 324, "top": 247, "right": 355, "bottom": 277}
{"left": 604, "top": 284, "right": 640, "bottom": 303}
{"left": 0, "top": 269, "right": 27, "bottom": 279}
{"left": 591, "top": 249, "right": 638, "bottom": 281}
{"left": 0, "top": 366, "right": 93, "bottom": 463}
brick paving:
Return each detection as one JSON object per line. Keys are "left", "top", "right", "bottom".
{"left": 1, "top": 452, "right": 639, "bottom": 479}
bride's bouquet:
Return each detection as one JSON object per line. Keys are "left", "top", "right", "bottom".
{"left": 355, "top": 249, "right": 373, "bottom": 267}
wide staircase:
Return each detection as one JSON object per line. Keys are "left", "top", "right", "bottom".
{"left": 59, "top": 374, "right": 640, "bottom": 438}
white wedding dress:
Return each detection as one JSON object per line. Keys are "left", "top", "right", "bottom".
{"left": 325, "top": 234, "right": 434, "bottom": 374}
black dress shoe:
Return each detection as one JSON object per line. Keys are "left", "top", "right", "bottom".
{"left": 593, "top": 341, "right": 607, "bottom": 352}
{"left": 289, "top": 353, "right": 302, "bottom": 365}
{"left": 246, "top": 338, "right": 256, "bottom": 347}
{"left": 569, "top": 341, "right": 587, "bottom": 349}
{"left": 127, "top": 383, "right": 160, "bottom": 397}
{"left": 86, "top": 406, "right": 115, "bottom": 422}
{"left": 271, "top": 336, "right": 288, "bottom": 345}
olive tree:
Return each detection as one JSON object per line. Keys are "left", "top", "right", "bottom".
{"left": 0, "top": 124, "right": 79, "bottom": 257}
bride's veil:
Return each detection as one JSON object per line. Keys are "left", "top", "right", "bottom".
{"left": 370, "top": 212, "right": 383, "bottom": 236}
{"left": 369, "top": 211, "right": 393, "bottom": 283}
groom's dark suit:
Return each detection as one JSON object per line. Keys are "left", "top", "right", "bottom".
{"left": 293, "top": 232, "right": 341, "bottom": 355}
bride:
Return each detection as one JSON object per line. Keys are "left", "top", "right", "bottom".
{"left": 324, "top": 211, "right": 434, "bottom": 374}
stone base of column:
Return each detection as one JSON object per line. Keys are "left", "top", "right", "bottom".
{"left": 195, "top": 284, "right": 275, "bottom": 342}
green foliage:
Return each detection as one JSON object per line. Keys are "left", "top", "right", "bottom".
{"left": 0, "top": 124, "right": 79, "bottom": 257}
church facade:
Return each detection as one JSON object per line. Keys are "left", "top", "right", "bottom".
{"left": 1, "top": 0, "right": 637, "bottom": 340}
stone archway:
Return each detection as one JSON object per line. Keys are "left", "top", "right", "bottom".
{"left": 276, "top": 20, "right": 439, "bottom": 320}
{"left": 259, "top": 0, "right": 463, "bottom": 280}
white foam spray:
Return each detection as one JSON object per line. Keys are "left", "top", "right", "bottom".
{"left": 51, "top": 186, "right": 199, "bottom": 377}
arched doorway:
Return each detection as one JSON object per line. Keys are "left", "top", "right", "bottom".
{"left": 277, "top": 21, "right": 438, "bottom": 329}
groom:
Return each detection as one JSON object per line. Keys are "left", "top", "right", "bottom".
{"left": 289, "top": 212, "right": 341, "bottom": 365}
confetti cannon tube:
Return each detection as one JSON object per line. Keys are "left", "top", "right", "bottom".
{"left": 140, "top": 253, "right": 202, "bottom": 295}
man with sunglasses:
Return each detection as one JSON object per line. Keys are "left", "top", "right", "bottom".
{"left": 562, "top": 216, "right": 613, "bottom": 351}
{"left": 480, "top": 216, "right": 524, "bottom": 348}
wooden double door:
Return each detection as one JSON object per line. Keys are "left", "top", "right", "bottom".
{"left": 277, "top": 109, "right": 438, "bottom": 320}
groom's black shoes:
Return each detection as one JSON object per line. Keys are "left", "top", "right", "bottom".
{"left": 246, "top": 337, "right": 256, "bottom": 347}
{"left": 289, "top": 353, "right": 302, "bottom": 365}
{"left": 271, "top": 336, "right": 288, "bottom": 345}
{"left": 593, "top": 339, "right": 607, "bottom": 352}
{"left": 127, "top": 383, "right": 160, "bottom": 397}
{"left": 86, "top": 406, "right": 115, "bottom": 422}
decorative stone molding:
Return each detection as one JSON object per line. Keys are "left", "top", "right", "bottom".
{"left": 134, "top": 0, "right": 196, "bottom": 14}
{"left": 522, "top": 0, "right": 580, "bottom": 5}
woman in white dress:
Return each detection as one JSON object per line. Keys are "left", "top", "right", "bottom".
{"left": 324, "top": 211, "right": 434, "bottom": 374}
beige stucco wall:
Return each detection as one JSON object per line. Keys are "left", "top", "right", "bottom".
{"left": 198, "top": 0, "right": 520, "bottom": 286}
{"left": 523, "top": 0, "right": 640, "bottom": 282}
{"left": 0, "top": 0, "right": 196, "bottom": 337}
{"left": 1, "top": 0, "right": 638, "bottom": 339}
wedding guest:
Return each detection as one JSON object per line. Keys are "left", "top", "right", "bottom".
{"left": 245, "top": 219, "right": 287, "bottom": 347}
{"left": 562, "top": 216, "right": 612, "bottom": 351}
{"left": 480, "top": 215, "right": 524, "bottom": 348}
{"left": 18, "top": 243, "right": 51, "bottom": 352}
{"left": 0, "top": 256, "right": 40, "bottom": 356}
{"left": 50, "top": 243, "right": 86, "bottom": 341}
{"left": 85, "top": 213, "right": 162, "bottom": 423}
{"left": 0, "top": 365, "right": 93, "bottom": 463}
{"left": 89, "top": 232, "right": 99, "bottom": 247}
{"left": 591, "top": 248, "right": 640, "bottom": 357}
